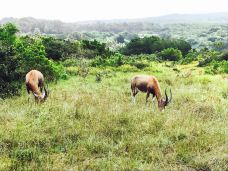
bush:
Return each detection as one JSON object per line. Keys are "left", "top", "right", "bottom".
{"left": 15, "top": 36, "right": 65, "bottom": 81}
{"left": 95, "top": 70, "right": 115, "bottom": 82}
{"left": 205, "top": 61, "right": 228, "bottom": 74}
{"left": 220, "top": 51, "right": 228, "bottom": 61}
{"left": 61, "top": 58, "right": 79, "bottom": 67}
{"left": 105, "top": 53, "right": 123, "bottom": 67}
{"left": 115, "top": 64, "right": 139, "bottom": 72}
{"left": 181, "top": 50, "right": 199, "bottom": 64}
{"left": 0, "top": 23, "right": 22, "bottom": 98}
{"left": 91, "top": 53, "right": 123, "bottom": 67}
{"left": 122, "top": 36, "right": 191, "bottom": 55}
{"left": 41, "top": 37, "right": 79, "bottom": 60}
{"left": 65, "top": 66, "right": 78, "bottom": 76}
{"left": 159, "top": 48, "right": 182, "bottom": 61}
{"left": 130, "top": 60, "right": 150, "bottom": 69}
{"left": 0, "top": 23, "right": 65, "bottom": 98}
{"left": 198, "top": 51, "right": 222, "bottom": 67}
{"left": 81, "top": 40, "right": 112, "bottom": 58}
{"left": 77, "top": 58, "right": 90, "bottom": 77}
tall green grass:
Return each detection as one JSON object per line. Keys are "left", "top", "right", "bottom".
{"left": 0, "top": 63, "right": 227, "bottom": 170}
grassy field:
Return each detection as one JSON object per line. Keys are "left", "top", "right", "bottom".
{"left": 0, "top": 62, "right": 227, "bottom": 170}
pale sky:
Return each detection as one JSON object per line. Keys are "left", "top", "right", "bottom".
{"left": 1, "top": 0, "right": 228, "bottom": 22}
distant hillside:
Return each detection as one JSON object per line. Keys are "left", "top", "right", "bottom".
{"left": 143, "top": 12, "right": 228, "bottom": 23}
{"left": 1, "top": 13, "right": 228, "bottom": 50}
{"left": 1, "top": 12, "right": 228, "bottom": 34}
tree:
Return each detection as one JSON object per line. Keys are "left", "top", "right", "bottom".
{"left": 41, "top": 37, "right": 79, "bottom": 60}
{"left": 159, "top": 48, "right": 182, "bottom": 61}
{"left": 0, "top": 23, "right": 21, "bottom": 98}
{"left": 116, "top": 35, "right": 125, "bottom": 43}
{"left": 122, "top": 36, "right": 191, "bottom": 56}
{"left": 0, "top": 23, "right": 65, "bottom": 98}
{"left": 16, "top": 36, "right": 64, "bottom": 81}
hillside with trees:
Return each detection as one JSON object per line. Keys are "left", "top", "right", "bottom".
{"left": 1, "top": 13, "right": 228, "bottom": 51}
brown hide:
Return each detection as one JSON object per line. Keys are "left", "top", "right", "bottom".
{"left": 131, "top": 75, "right": 171, "bottom": 109}
{"left": 25, "top": 70, "right": 47, "bottom": 101}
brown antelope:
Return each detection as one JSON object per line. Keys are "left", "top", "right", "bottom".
{"left": 131, "top": 75, "right": 172, "bottom": 110}
{"left": 25, "top": 70, "right": 48, "bottom": 102}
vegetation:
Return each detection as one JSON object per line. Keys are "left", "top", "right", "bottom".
{"left": 121, "top": 36, "right": 191, "bottom": 56}
{"left": 0, "top": 23, "right": 21, "bottom": 98}
{"left": 0, "top": 23, "right": 227, "bottom": 170}
{"left": 0, "top": 23, "right": 64, "bottom": 98}
{"left": 1, "top": 15, "right": 228, "bottom": 51}
{"left": 0, "top": 62, "right": 227, "bottom": 170}
{"left": 158, "top": 48, "right": 182, "bottom": 61}
{"left": 0, "top": 24, "right": 113, "bottom": 98}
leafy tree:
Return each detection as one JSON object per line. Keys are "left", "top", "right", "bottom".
{"left": 0, "top": 23, "right": 65, "bottom": 98}
{"left": 122, "top": 36, "right": 191, "bottom": 56}
{"left": 0, "top": 23, "right": 22, "bottom": 98}
{"left": 81, "top": 40, "right": 112, "bottom": 58}
{"left": 15, "top": 36, "right": 65, "bottom": 81}
{"left": 116, "top": 35, "right": 125, "bottom": 43}
{"left": 41, "top": 37, "right": 79, "bottom": 60}
{"left": 159, "top": 48, "right": 182, "bottom": 61}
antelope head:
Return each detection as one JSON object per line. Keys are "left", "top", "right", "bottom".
{"left": 159, "top": 88, "right": 172, "bottom": 109}
{"left": 34, "top": 86, "right": 49, "bottom": 102}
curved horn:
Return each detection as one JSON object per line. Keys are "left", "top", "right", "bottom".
{"left": 33, "top": 92, "right": 39, "bottom": 97}
{"left": 169, "top": 88, "right": 172, "bottom": 103}
{"left": 43, "top": 86, "right": 48, "bottom": 100}
{"left": 165, "top": 88, "right": 168, "bottom": 103}
{"left": 42, "top": 90, "right": 46, "bottom": 98}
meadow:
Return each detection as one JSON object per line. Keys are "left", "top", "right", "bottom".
{"left": 0, "top": 62, "right": 227, "bottom": 170}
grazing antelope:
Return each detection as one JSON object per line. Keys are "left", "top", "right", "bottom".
{"left": 25, "top": 70, "right": 48, "bottom": 102}
{"left": 131, "top": 75, "right": 172, "bottom": 110}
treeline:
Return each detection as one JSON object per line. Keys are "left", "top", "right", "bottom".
{"left": 121, "top": 36, "right": 191, "bottom": 57}
{"left": 0, "top": 17, "right": 160, "bottom": 34}
{"left": 2, "top": 17, "right": 228, "bottom": 51}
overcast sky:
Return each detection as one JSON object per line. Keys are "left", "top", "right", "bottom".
{"left": 1, "top": 0, "right": 228, "bottom": 22}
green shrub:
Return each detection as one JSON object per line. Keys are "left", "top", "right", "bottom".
{"left": 198, "top": 51, "right": 221, "bottom": 67}
{"left": 122, "top": 36, "right": 191, "bottom": 55}
{"left": 105, "top": 53, "right": 123, "bottom": 67}
{"left": 0, "top": 23, "right": 21, "bottom": 98}
{"left": 41, "top": 36, "right": 79, "bottom": 60}
{"left": 81, "top": 39, "right": 112, "bottom": 58}
{"left": 130, "top": 60, "right": 150, "bottom": 69}
{"left": 61, "top": 58, "right": 79, "bottom": 67}
{"left": 91, "top": 56, "right": 106, "bottom": 67}
{"left": 95, "top": 70, "right": 115, "bottom": 82}
{"left": 181, "top": 50, "right": 199, "bottom": 64}
{"left": 220, "top": 51, "right": 228, "bottom": 61}
{"left": 65, "top": 67, "right": 78, "bottom": 76}
{"left": 115, "top": 64, "right": 139, "bottom": 72}
{"left": 159, "top": 48, "right": 182, "bottom": 61}
{"left": 15, "top": 36, "right": 65, "bottom": 81}
{"left": 77, "top": 58, "right": 90, "bottom": 77}
{"left": 91, "top": 53, "right": 123, "bottom": 67}
{"left": 0, "top": 23, "right": 65, "bottom": 98}
{"left": 205, "top": 61, "right": 228, "bottom": 74}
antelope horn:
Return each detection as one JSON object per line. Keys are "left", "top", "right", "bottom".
{"left": 43, "top": 86, "right": 48, "bottom": 99}
{"left": 165, "top": 88, "right": 168, "bottom": 103}
{"left": 169, "top": 88, "right": 172, "bottom": 103}
{"left": 33, "top": 92, "right": 39, "bottom": 97}
{"left": 42, "top": 90, "right": 46, "bottom": 98}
